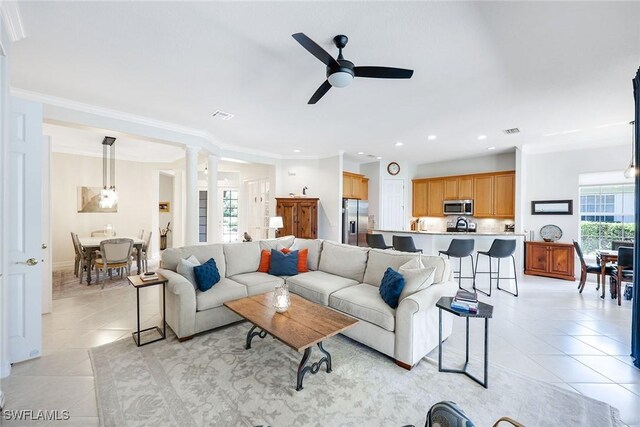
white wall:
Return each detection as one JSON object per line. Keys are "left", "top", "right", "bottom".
{"left": 415, "top": 152, "right": 516, "bottom": 178}
{"left": 342, "top": 158, "right": 360, "bottom": 174}
{"left": 276, "top": 156, "right": 342, "bottom": 241}
{"left": 361, "top": 161, "right": 381, "bottom": 229}
{"left": 51, "top": 152, "right": 176, "bottom": 267}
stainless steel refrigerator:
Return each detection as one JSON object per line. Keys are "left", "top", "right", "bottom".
{"left": 342, "top": 199, "right": 369, "bottom": 246}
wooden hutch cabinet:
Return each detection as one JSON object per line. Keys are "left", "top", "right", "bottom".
{"left": 524, "top": 241, "right": 575, "bottom": 281}
{"left": 275, "top": 198, "right": 319, "bottom": 239}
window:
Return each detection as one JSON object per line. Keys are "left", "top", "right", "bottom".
{"left": 222, "top": 190, "right": 239, "bottom": 243}
{"left": 199, "top": 191, "right": 207, "bottom": 243}
{"left": 579, "top": 184, "right": 635, "bottom": 255}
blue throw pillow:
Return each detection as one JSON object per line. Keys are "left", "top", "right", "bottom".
{"left": 193, "top": 258, "right": 221, "bottom": 292}
{"left": 269, "top": 249, "right": 299, "bottom": 276}
{"left": 379, "top": 267, "right": 405, "bottom": 309}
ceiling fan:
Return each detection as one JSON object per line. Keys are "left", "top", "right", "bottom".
{"left": 292, "top": 33, "right": 414, "bottom": 104}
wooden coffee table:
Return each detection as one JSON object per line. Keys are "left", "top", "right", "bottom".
{"left": 224, "top": 292, "right": 358, "bottom": 391}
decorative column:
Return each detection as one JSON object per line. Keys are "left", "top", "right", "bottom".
{"left": 185, "top": 146, "right": 200, "bottom": 246}
{"left": 207, "top": 154, "right": 219, "bottom": 243}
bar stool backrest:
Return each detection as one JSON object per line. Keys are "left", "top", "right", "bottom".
{"left": 486, "top": 239, "right": 517, "bottom": 258}
{"left": 446, "top": 239, "right": 475, "bottom": 258}
{"left": 366, "top": 233, "right": 389, "bottom": 249}
{"left": 393, "top": 235, "right": 419, "bottom": 252}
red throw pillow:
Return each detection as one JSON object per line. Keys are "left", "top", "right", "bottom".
{"left": 281, "top": 248, "right": 308, "bottom": 272}
{"left": 258, "top": 250, "right": 271, "bottom": 273}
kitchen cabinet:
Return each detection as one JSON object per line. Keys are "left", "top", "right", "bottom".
{"left": 444, "top": 178, "right": 458, "bottom": 200}
{"left": 473, "top": 175, "right": 494, "bottom": 217}
{"left": 458, "top": 176, "right": 474, "bottom": 199}
{"left": 493, "top": 173, "right": 515, "bottom": 218}
{"left": 427, "top": 179, "right": 445, "bottom": 217}
{"left": 276, "top": 198, "right": 319, "bottom": 239}
{"left": 412, "top": 180, "right": 428, "bottom": 217}
{"left": 343, "top": 172, "right": 368, "bottom": 200}
{"left": 525, "top": 241, "right": 575, "bottom": 281}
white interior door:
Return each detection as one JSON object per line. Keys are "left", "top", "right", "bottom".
{"left": 41, "top": 135, "right": 52, "bottom": 314}
{"left": 382, "top": 179, "right": 405, "bottom": 231}
{"left": 8, "top": 97, "right": 43, "bottom": 363}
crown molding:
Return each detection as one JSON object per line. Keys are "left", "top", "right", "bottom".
{"left": 0, "top": 2, "right": 26, "bottom": 42}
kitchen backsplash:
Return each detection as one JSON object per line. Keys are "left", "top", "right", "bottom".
{"left": 415, "top": 217, "right": 515, "bottom": 233}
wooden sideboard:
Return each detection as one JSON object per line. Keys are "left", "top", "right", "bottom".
{"left": 276, "top": 198, "right": 319, "bottom": 239}
{"left": 524, "top": 241, "right": 575, "bottom": 281}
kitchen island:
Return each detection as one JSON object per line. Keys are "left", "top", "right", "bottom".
{"left": 373, "top": 230, "right": 526, "bottom": 290}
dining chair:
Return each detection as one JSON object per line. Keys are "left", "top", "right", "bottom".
{"left": 392, "top": 235, "right": 423, "bottom": 253}
{"left": 71, "top": 232, "right": 82, "bottom": 277}
{"left": 611, "top": 246, "right": 633, "bottom": 306}
{"left": 573, "top": 240, "right": 612, "bottom": 293}
{"left": 612, "top": 240, "right": 634, "bottom": 251}
{"left": 366, "top": 233, "right": 392, "bottom": 250}
{"left": 141, "top": 231, "right": 152, "bottom": 272}
{"left": 138, "top": 229, "right": 145, "bottom": 240}
{"left": 95, "top": 238, "right": 134, "bottom": 289}
{"left": 71, "top": 232, "right": 95, "bottom": 284}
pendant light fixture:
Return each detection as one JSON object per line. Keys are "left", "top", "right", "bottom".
{"left": 99, "top": 136, "right": 118, "bottom": 208}
{"left": 624, "top": 121, "right": 636, "bottom": 179}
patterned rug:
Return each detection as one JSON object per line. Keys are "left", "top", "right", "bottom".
{"left": 89, "top": 323, "right": 622, "bottom": 427}
{"left": 52, "top": 261, "right": 159, "bottom": 300}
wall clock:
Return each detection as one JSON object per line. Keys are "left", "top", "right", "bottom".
{"left": 387, "top": 162, "right": 400, "bottom": 176}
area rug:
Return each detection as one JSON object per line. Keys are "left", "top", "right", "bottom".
{"left": 90, "top": 323, "right": 623, "bottom": 427}
{"left": 52, "top": 261, "right": 159, "bottom": 300}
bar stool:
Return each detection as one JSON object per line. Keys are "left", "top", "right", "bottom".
{"left": 438, "top": 239, "right": 475, "bottom": 290}
{"left": 473, "top": 239, "right": 518, "bottom": 297}
{"left": 366, "top": 233, "right": 393, "bottom": 250}
{"left": 392, "top": 235, "right": 423, "bottom": 253}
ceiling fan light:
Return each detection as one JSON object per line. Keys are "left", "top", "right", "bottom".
{"left": 328, "top": 71, "right": 353, "bottom": 88}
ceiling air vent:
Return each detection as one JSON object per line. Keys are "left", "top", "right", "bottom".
{"left": 211, "top": 110, "right": 234, "bottom": 121}
{"left": 502, "top": 128, "right": 520, "bottom": 134}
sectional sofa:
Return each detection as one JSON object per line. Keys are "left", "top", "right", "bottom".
{"left": 158, "top": 236, "right": 458, "bottom": 369}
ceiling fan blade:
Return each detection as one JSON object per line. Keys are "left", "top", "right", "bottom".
{"left": 292, "top": 33, "right": 340, "bottom": 69}
{"left": 308, "top": 80, "right": 332, "bottom": 104}
{"left": 354, "top": 66, "right": 414, "bottom": 79}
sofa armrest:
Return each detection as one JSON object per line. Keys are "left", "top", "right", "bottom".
{"left": 394, "top": 280, "right": 458, "bottom": 367}
{"left": 158, "top": 268, "right": 197, "bottom": 338}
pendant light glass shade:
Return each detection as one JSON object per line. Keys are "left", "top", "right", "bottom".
{"left": 624, "top": 121, "right": 636, "bottom": 179}
{"left": 100, "top": 136, "right": 118, "bottom": 208}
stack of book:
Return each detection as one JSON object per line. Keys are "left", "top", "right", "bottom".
{"left": 140, "top": 272, "right": 159, "bottom": 282}
{"left": 451, "top": 289, "right": 478, "bottom": 313}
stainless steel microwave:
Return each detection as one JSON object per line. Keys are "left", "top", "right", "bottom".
{"left": 443, "top": 199, "right": 474, "bottom": 215}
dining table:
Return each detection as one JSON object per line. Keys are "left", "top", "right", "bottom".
{"left": 78, "top": 236, "right": 145, "bottom": 285}
{"left": 596, "top": 249, "right": 618, "bottom": 300}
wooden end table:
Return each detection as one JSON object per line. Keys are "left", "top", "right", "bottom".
{"left": 225, "top": 292, "right": 358, "bottom": 391}
{"left": 436, "top": 296, "right": 493, "bottom": 388}
{"left": 127, "top": 273, "right": 167, "bottom": 347}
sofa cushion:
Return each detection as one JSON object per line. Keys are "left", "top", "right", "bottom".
{"left": 269, "top": 250, "right": 299, "bottom": 276}
{"left": 379, "top": 267, "right": 405, "bottom": 309}
{"left": 193, "top": 258, "right": 221, "bottom": 292}
{"left": 318, "top": 241, "right": 369, "bottom": 282}
{"left": 176, "top": 255, "right": 200, "bottom": 288}
{"left": 420, "top": 255, "right": 451, "bottom": 283}
{"left": 329, "top": 284, "right": 396, "bottom": 332}
{"left": 398, "top": 258, "right": 436, "bottom": 302}
{"left": 196, "top": 278, "right": 247, "bottom": 311}
{"left": 223, "top": 242, "right": 261, "bottom": 277}
{"left": 281, "top": 248, "right": 309, "bottom": 272}
{"left": 258, "top": 235, "right": 295, "bottom": 251}
{"left": 290, "top": 239, "right": 322, "bottom": 270}
{"left": 161, "top": 244, "right": 225, "bottom": 277}
{"left": 286, "top": 271, "right": 358, "bottom": 305}
{"left": 363, "top": 249, "right": 419, "bottom": 287}
{"left": 230, "top": 272, "right": 285, "bottom": 296}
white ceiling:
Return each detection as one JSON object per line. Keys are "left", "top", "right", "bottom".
{"left": 12, "top": 1, "right": 640, "bottom": 164}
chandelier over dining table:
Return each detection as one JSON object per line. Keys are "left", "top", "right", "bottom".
{"left": 100, "top": 136, "right": 118, "bottom": 209}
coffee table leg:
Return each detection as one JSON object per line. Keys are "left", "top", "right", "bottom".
{"left": 245, "top": 325, "right": 267, "bottom": 350}
{"left": 296, "top": 342, "right": 332, "bottom": 391}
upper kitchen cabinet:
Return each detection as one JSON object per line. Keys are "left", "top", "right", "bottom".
{"left": 412, "top": 180, "right": 428, "bottom": 217}
{"left": 458, "top": 176, "right": 474, "bottom": 199}
{"left": 493, "top": 173, "right": 515, "bottom": 218}
{"left": 427, "top": 179, "right": 445, "bottom": 217}
{"left": 473, "top": 175, "right": 494, "bottom": 217}
{"left": 343, "top": 172, "right": 368, "bottom": 200}
{"left": 444, "top": 177, "right": 458, "bottom": 200}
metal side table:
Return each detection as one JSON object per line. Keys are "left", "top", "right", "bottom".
{"left": 436, "top": 296, "right": 493, "bottom": 388}
{"left": 127, "top": 273, "right": 167, "bottom": 346}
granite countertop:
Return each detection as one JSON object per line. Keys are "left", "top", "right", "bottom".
{"left": 374, "top": 229, "right": 527, "bottom": 237}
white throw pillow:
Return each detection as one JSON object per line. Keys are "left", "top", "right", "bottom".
{"left": 177, "top": 255, "right": 200, "bottom": 288}
{"left": 398, "top": 257, "right": 436, "bottom": 301}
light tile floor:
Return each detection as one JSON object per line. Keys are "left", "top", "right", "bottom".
{"left": 0, "top": 274, "right": 638, "bottom": 426}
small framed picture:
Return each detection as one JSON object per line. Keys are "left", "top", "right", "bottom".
{"left": 531, "top": 200, "right": 573, "bottom": 215}
{"left": 159, "top": 202, "right": 171, "bottom": 213}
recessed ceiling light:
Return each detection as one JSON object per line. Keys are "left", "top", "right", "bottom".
{"left": 211, "top": 110, "right": 234, "bottom": 120}
{"left": 394, "top": 142, "right": 403, "bottom": 147}
{"left": 477, "top": 135, "right": 487, "bottom": 140}
{"left": 357, "top": 151, "right": 365, "bottom": 155}
{"left": 376, "top": 156, "right": 383, "bottom": 160}
{"left": 293, "top": 149, "right": 301, "bottom": 153}
{"left": 427, "top": 135, "right": 437, "bottom": 140}
{"left": 487, "top": 146, "right": 496, "bottom": 150}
